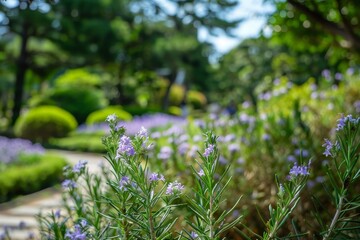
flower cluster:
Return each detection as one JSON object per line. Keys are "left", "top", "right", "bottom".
{"left": 119, "top": 176, "right": 130, "bottom": 190}
{"left": 203, "top": 144, "right": 214, "bottom": 157}
{"left": 336, "top": 114, "right": 360, "bottom": 131}
{"left": 0, "top": 137, "right": 44, "bottom": 164}
{"left": 166, "top": 181, "right": 184, "bottom": 195}
{"left": 105, "top": 114, "right": 117, "bottom": 123}
{"left": 148, "top": 172, "right": 165, "bottom": 182}
{"left": 65, "top": 224, "right": 86, "bottom": 240}
{"left": 62, "top": 179, "right": 77, "bottom": 190}
{"left": 116, "top": 135, "right": 135, "bottom": 158}
{"left": 72, "top": 160, "right": 87, "bottom": 173}
{"left": 289, "top": 163, "right": 310, "bottom": 178}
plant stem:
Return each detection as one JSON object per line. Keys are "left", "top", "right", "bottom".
{"left": 209, "top": 194, "right": 214, "bottom": 239}
{"left": 322, "top": 195, "right": 344, "bottom": 240}
{"left": 149, "top": 209, "right": 157, "bottom": 240}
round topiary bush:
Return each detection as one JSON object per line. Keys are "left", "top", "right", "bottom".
{"left": 186, "top": 90, "right": 207, "bottom": 109}
{"left": 86, "top": 106, "right": 132, "bottom": 125}
{"left": 169, "top": 84, "right": 185, "bottom": 106}
{"left": 55, "top": 68, "right": 102, "bottom": 88}
{"left": 44, "top": 87, "right": 108, "bottom": 124}
{"left": 14, "top": 106, "right": 77, "bottom": 142}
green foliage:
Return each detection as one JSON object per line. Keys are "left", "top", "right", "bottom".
{"left": 55, "top": 68, "right": 102, "bottom": 88}
{"left": 0, "top": 153, "right": 67, "bottom": 203}
{"left": 168, "top": 106, "right": 182, "bottom": 116}
{"left": 122, "top": 105, "right": 163, "bottom": 116}
{"left": 14, "top": 106, "right": 77, "bottom": 142}
{"left": 169, "top": 84, "right": 185, "bottom": 106}
{"left": 48, "top": 133, "right": 105, "bottom": 153}
{"left": 86, "top": 106, "right": 132, "bottom": 125}
{"left": 267, "top": 0, "right": 360, "bottom": 68}
{"left": 186, "top": 90, "right": 207, "bottom": 109}
{"left": 41, "top": 87, "right": 108, "bottom": 124}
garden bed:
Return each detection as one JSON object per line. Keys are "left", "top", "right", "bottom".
{"left": 0, "top": 137, "right": 67, "bottom": 203}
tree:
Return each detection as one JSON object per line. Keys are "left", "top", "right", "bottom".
{"left": 266, "top": 0, "right": 360, "bottom": 65}
{"left": 0, "top": 0, "right": 61, "bottom": 126}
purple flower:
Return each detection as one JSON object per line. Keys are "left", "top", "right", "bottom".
{"left": 62, "top": 179, "right": 77, "bottom": 189}
{"left": 335, "top": 72, "right": 343, "bottom": 80}
{"left": 80, "top": 219, "right": 87, "bottom": 227}
{"left": 262, "top": 134, "right": 270, "bottom": 141}
{"left": 287, "top": 155, "right": 296, "bottom": 162}
{"left": 178, "top": 143, "right": 189, "bottom": 155}
{"left": 219, "top": 156, "right": 228, "bottom": 165}
{"left": 73, "top": 160, "right": 87, "bottom": 173}
{"left": 119, "top": 176, "right": 130, "bottom": 190}
{"left": 149, "top": 172, "right": 165, "bottom": 182}
{"left": 190, "top": 231, "right": 198, "bottom": 239}
{"left": 106, "top": 114, "right": 117, "bottom": 123}
{"left": 337, "top": 116, "right": 347, "bottom": 131}
{"left": 166, "top": 181, "right": 184, "bottom": 195}
{"left": 116, "top": 135, "right": 135, "bottom": 158}
{"left": 321, "top": 69, "right": 331, "bottom": 79}
{"left": 136, "top": 126, "right": 148, "bottom": 138}
{"left": 335, "top": 114, "right": 359, "bottom": 131}
{"left": 54, "top": 209, "right": 61, "bottom": 218}
{"left": 322, "top": 139, "right": 334, "bottom": 157}
{"left": 203, "top": 144, "right": 214, "bottom": 157}
{"left": 198, "top": 169, "right": 205, "bottom": 176}
{"left": 354, "top": 101, "right": 360, "bottom": 113}
{"left": 65, "top": 224, "right": 86, "bottom": 240}
{"left": 347, "top": 67, "right": 355, "bottom": 75}
{"left": 158, "top": 146, "right": 173, "bottom": 160}
{"left": 228, "top": 143, "right": 240, "bottom": 153}
{"left": 289, "top": 163, "right": 310, "bottom": 177}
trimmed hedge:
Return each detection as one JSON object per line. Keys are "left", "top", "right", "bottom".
{"left": 0, "top": 153, "right": 67, "bottom": 203}
{"left": 48, "top": 134, "right": 105, "bottom": 153}
{"left": 14, "top": 106, "right": 77, "bottom": 142}
{"left": 86, "top": 106, "right": 132, "bottom": 125}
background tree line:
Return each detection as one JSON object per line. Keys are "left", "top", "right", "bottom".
{"left": 0, "top": 0, "right": 359, "bottom": 129}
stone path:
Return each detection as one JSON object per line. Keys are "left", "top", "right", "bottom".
{"left": 0, "top": 150, "right": 104, "bottom": 240}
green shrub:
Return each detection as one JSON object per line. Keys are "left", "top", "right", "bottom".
{"left": 186, "top": 90, "right": 207, "bottom": 109}
{"left": 86, "top": 106, "right": 132, "bottom": 125}
{"left": 169, "top": 84, "right": 185, "bottom": 106}
{"left": 55, "top": 68, "right": 102, "bottom": 88}
{"left": 0, "top": 153, "right": 67, "bottom": 203}
{"left": 168, "top": 106, "right": 182, "bottom": 116}
{"left": 43, "top": 87, "right": 108, "bottom": 123}
{"left": 14, "top": 106, "right": 77, "bottom": 142}
{"left": 48, "top": 134, "right": 105, "bottom": 153}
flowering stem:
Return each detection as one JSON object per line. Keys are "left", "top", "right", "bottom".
{"left": 265, "top": 185, "right": 302, "bottom": 240}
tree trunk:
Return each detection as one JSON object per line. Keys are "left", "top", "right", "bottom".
{"left": 11, "top": 22, "right": 29, "bottom": 126}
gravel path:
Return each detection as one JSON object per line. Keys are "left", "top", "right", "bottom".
{"left": 0, "top": 150, "right": 104, "bottom": 240}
